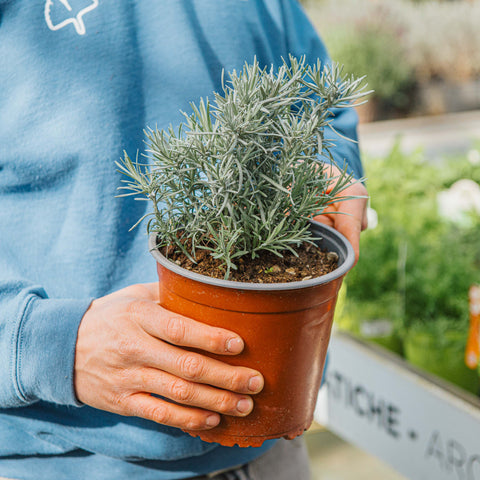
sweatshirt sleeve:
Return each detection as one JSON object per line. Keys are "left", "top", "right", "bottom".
{"left": 0, "top": 279, "right": 92, "bottom": 408}
{"left": 281, "top": 0, "right": 364, "bottom": 180}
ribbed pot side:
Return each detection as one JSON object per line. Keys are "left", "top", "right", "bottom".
{"left": 149, "top": 221, "right": 354, "bottom": 447}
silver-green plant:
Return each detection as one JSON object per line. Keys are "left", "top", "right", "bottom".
{"left": 117, "top": 55, "right": 368, "bottom": 278}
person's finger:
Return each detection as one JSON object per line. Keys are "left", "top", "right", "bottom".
{"left": 134, "top": 338, "right": 264, "bottom": 395}
{"left": 122, "top": 392, "right": 221, "bottom": 431}
{"left": 315, "top": 181, "right": 368, "bottom": 263}
{"left": 331, "top": 212, "right": 362, "bottom": 262}
{"left": 313, "top": 209, "right": 335, "bottom": 228}
{"left": 131, "top": 301, "right": 246, "bottom": 356}
{"left": 115, "top": 283, "right": 160, "bottom": 303}
{"left": 130, "top": 367, "right": 255, "bottom": 416}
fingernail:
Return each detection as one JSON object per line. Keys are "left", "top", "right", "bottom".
{"left": 236, "top": 398, "right": 253, "bottom": 414}
{"left": 248, "top": 375, "right": 263, "bottom": 393}
{"left": 226, "top": 337, "right": 243, "bottom": 353}
{"left": 206, "top": 414, "right": 220, "bottom": 427}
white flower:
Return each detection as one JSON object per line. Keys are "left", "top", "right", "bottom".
{"left": 437, "top": 179, "right": 480, "bottom": 226}
{"left": 467, "top": 149, "right": 480, "bottom": 166}
{"left": 366, "top": 207, "right": 378, "bottom": 230}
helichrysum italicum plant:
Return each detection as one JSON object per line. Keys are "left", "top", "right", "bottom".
{"left": 117, "top": 55, "right": 368, "bottom": 278}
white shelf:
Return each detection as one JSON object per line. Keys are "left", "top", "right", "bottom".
{"left": 315, "top": 331, "right": 480, "bottom": 480}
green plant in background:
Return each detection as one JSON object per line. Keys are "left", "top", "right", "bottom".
{"left": 403, "top": 219, "right": 480, "bottom": 326}
{"left": 344, "top": 142, "right": 480, "bottom": 336}
{"left": 403, "top": 318, "right": 480, "bottom": 394}
{"left": 341, "top": 141, "right": 480, "bottom": 391}
{"left": 339, "top": 143, "right": 436, "bottom": 350}
{"left": 117, "top": 56, "right": 368, "bottom": 278}
{"left": 305, "top": 0, "right": 414, "bottom": 116}
{"left": 305, "top": 0, "right": 480, "bottom": 119}
{"left": 345, "top": 143, "right": 439, "bottom": 319}
{"left": 323, "top": 25, "right": 414, "bottom": 111}
{"left": 401, "top": 1, "right": 480, "bottom": 83}
{"left": 338, "top": 293, "right": 405, "bottom": 354}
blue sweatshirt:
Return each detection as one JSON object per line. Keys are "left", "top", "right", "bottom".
{"left": 0, "top": 1, "right": 362, "bottom": 478}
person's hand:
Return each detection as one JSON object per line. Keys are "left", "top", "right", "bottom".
{"left": 74, "top": 283, "right": 264, "bottom": 431}
{"left": 314, "top": 165, "right": 368, "bottom": 264}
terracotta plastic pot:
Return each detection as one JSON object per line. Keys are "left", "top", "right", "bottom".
{"left": 149, "top": 220, "right": 355, "bottom": 447}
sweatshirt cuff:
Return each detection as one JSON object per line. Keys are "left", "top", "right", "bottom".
{"left": 14, "top": 295, "right": 93, "bottom": 407}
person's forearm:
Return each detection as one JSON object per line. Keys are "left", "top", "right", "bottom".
{"left": 0, "top": 281, "right": 91, "bottom": 408}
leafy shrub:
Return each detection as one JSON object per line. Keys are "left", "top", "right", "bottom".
{"left": 305, "top": 0, "right": 414, "bottom": 109}
{"left": 401, "top": 1, "right": 480, "bottom": 82}
{"left": 345, "top": 143, "right": 480, "bottom": 334}
{"left": 305, "top": 0, "right": 480, "bottom": 118}
{"left": 117, "top": 57, "right": 367, "bottom": 277}
{"left": 321, "top": 23, "right": 414, "bottom": 110}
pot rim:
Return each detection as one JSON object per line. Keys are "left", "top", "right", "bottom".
{"left": 148, "top": 220, "right": 354, "bottom": 291}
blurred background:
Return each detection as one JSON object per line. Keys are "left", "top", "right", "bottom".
{"left": 303, "top": 0, "right": 480, "bottom": 121}
{"left": 300, "top": 0, "right": 480, "bottom": 478}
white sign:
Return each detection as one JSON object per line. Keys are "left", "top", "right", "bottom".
{"left": 315, "top": 332, "right": 480, "bottom": 480}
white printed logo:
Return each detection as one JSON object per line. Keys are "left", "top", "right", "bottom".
{"left": 44, "top": 0, "right": 99, "bottom": 35}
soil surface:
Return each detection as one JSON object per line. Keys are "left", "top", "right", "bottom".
{"left": 163, "top": 242, "right": 339, "bottom": 283}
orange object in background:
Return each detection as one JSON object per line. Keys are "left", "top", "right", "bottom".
{"left": 465, "top": 285, "right": 480, "bottom": 369}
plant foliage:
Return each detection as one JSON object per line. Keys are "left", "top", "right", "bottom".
{"left": 117, "top": 56, "right": 368, "bottom": 277}
{"left": 307, "top": 0, "right": 480, "bottom": 119}
{"left": 345, "top": 143, "right": 480, "bottom": 332}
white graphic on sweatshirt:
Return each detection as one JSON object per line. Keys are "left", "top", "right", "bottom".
{"left": 44, "top": 0, "right": 99, "bottom": 35}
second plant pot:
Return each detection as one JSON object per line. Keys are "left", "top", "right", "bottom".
{"left": 149, "top": 220, "right": 354, "bottom": 447}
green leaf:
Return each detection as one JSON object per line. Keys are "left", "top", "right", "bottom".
{"left": 118, "top": 56, "right": 368, "bottom": 277}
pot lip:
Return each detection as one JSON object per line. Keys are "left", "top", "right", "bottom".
{"left": 148, "top": 220, "right": 354, "bottom": 291}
